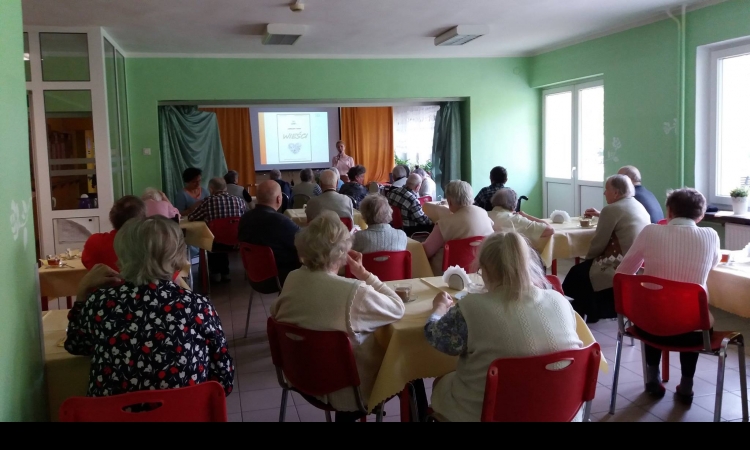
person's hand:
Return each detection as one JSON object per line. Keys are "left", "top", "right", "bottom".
{"left": 346, "top": 250, "right": 370, "bottom": 280}
{"left": 432, "top": 291, "right": 454, "bottom": 312}
{"left": 81, "top": 264, "right": 122, "bottom": 293}
{"left": 584, "top": 208, "right": 600, "bottom": 218}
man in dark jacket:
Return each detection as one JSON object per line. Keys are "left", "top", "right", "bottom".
{"left": 618, "top": 165, "right": 665, "bottom": 223}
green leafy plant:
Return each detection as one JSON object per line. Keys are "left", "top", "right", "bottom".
{"left": 730, "top": 187, "right": 749, "bottom": 198}
{"left": 394, "top": 157, "right": 433, "bottom": 174}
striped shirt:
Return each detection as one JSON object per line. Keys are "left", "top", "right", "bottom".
{"left": 188, "top": 191, "right": 246, "bottom": 223}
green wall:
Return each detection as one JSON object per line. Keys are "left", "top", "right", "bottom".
{"left": 126, "top": 57, "right": 544, "bottom": 215}
{"left": 531, "top": 0, "right": 750, "bottom": 208}
{"left": 0, "top": 0, "right": 46, "bottom": 421}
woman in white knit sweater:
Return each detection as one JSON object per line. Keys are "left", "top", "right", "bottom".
{"left": 617, "top": 188, "right": 720, "bottom": 403}
{"left": 425, "top": 232, "right": 583, "bottom": 422}
{"left": 270, "top": 211, "right": 405, "bottom": 421}
{"left": 352, "top": 194, "right": 407, "bottom": 254}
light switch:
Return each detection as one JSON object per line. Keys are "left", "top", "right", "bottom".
{"left": 142, "top": 148, "right": 151, "bottom": 156}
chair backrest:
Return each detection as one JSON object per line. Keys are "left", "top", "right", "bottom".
{"left": 657, "top": 219, "right": 668, "bottom": 225}
{"left": 266, "top": 318, "right": 366, "bottom": 412}
{"left": 368, "top": 181, "right": 379, "bottom": 194}
{"left": 418, "top": 196, "right": 432, "bottom": 205}
{"left": 340, "top": 217, "right": 353, "bottom": 231}
{"left": 292, "top": 194, "right": 311, "bottom": 209}
{"left": 443, "top": 236, "right": 485, "bottom": 272}
{"left": 59, "top": 382, "right": 227, "bottom": 422}
{"left": 208, "top": 217, "right": 241, "bottom": 246}
{"left": 613, "top": 274, "right": 711, "bottom": 338}
{"left": 239, "top": 243, "right": 280, "bottom": 285}
{"left": 546, "top": 275, "right": 564, "bottom": 295}
{"left": 390, "top": 205, "right": 404, "bottom": 229}
{"left": 345, "top": 251, "right": 412, "bottom": 281}
{"left": 280, "top": 192, "right": 289, "bottom": 214}
{"left": 481, "top": 343, "right": 601, "bottom": 422}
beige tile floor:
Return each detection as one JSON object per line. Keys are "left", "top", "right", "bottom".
{"left": 46, "top": 256, "right": 750, "bottom": 422}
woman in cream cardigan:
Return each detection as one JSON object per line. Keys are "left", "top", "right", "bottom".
{"left": 562, "top": 174, "right": 650, "bottom": 323}
{"left": 270, "top": 211, "right": 405, "bottom": 422}
{"left": 425, "top": 232, "right": 583, "bottom": 422}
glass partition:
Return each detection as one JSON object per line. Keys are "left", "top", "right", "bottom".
{"left": 103, "top": 38, "right": 122, "bottom": 199}
{"left": 40, "top": 33, "right": 90, "bottom": 81}
{"left": 116, "top": 50, "right": 132, "bottom": 195}
{"left": 24, "top": 32, "right": 30, "bottom": 81}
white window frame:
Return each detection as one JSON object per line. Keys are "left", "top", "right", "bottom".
{"left": 708, "top": 42, "right": 750, "bottom": 207}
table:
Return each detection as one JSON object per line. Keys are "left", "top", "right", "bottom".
{"left": 284, "top": 209, "right": 367, "bottom": 230}
{"left": 39, "top": 258, "right": 86, "bottom": 301}
{"left": 536, "top": 218, "right": 597, "bottom": 268}
{"left": 179, "top": 220, "right": 214, "bottom": 252}
{"left": 43, "top": 309, "right": 90, "bottom": 422}
{"left": 406, "top": 238, "right": 433, "bottom": 278}
{"left": 422, "top": 201, "right": 451, "bottom": 223}
{"left": 707, "top": 261, "right": 750, "bottom": 318}
{"left": 367, "top": 277, "right": 608, "bottom": 413}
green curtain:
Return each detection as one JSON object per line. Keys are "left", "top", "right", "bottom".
{"left": 158, "top": 106, "right": 228, "bottom": 201}
{"left": 431, "top": 102, "right": 462, "bottom": 197}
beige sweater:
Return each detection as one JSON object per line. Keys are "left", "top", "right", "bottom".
{"left": 428, "top": 205, "right": 495, "bottom": 274}
{"left": 270, "top": 266, "right": 405, "bottom": 411}
{"left": 305, "top": 190, "right": 354, "bottom": 221}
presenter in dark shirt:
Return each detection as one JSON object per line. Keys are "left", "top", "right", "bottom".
{"left": 238, "top": 180, "right": 301, "bottom": 287}
{"left": 618, "top": 165, "right": 664, "bottom": 223}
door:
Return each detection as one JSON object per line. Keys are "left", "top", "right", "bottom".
{"left": 543, "top": 81, "right": 604, "bottom": 218}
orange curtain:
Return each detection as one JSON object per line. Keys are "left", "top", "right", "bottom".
{"left": 340, "top": 107, "right": 394, "bottom": 184}
{"left": 200, "top": 108, "right": 257, "bottom": 194}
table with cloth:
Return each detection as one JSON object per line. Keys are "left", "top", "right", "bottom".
{"left": 406, "top": 238, "right": 433, "bottom": 278}
{"left": 367, "top": 276, "right": 609, "bottom": 413}
{"left": 422, "top": 201, "right": 451, "bottom": 223}
{"left": 284, "top": 209, "right": 367, "bottom": 230}
{"left": 707, "top": 261, "right": 750, "bottom": 318}
{"left": 39, "top": 258, "right": 87, "bottom": 305}
{"left": 535, "top": 218, "right": 597, "bottom": 268}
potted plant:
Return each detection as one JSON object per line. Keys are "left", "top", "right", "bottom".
{"left": 730, "top": 187, "right": 749, "bottom": 215}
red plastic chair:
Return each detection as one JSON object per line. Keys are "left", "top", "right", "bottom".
{"left": 208, "top": 217, "right": 241, "bottom": 246}
{"left": 390, "top": 205, "right": 404, "bottom": 229}
{"left": 546, "top": 275, "right": 564, "bottom": 295}
{"left": 442, "top": 236, "right": 485, "bottom": 272}
{"left": 346, "top": 251, "right": 412, "bottom": 282}
{"left": 267, "top": 318, "right": 385, "bottom": 422}
{"left": 340, "top": 217, "right": 353, "bottom": 231}
{"left": 418, "top": 196, "right": 432, "bottom": 205}
{"left": 59, "top": 381, "right": 228, "bottom": 422}
{"left": 609, "top": 274, "right": 748, "bottom": 421}
{"left": 657, "top": 219, "right": 668, "bottom": 225}
{"left": 240, "top": 243, "right": 282, "bottom": 338}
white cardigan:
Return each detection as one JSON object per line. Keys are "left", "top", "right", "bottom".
{"left": 270, "top": 266, "right": 405, "bottom": 411}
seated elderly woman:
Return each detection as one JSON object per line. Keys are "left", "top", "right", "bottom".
{"left": 142, "top": 188, "right": 180, "bottom": 219}
{"left": 562, "top": 174, "right": 650, "bottom": 323}
{"left": 352, "top": 194, "right": 407, "bottom": 254}
{"left": 270, "top": 211, "right": 405, "bottom": 422}
{"left": 425, "top": 232, "right": 583, "bottom": 422}
{"left": 174, "top": 167, "right": 210, "bottom": 216}
{"left": 66, "top": 216, "right": 234, "bottom": 397}
{"left": 616, "top": 188, "right": 719, "bottom": 402}
{"left": 422, "top": 180, "right": 495, "bottom": 274}
{"left": 488, "top": 188, "right": 554, "bottom": 246}
{"left": 82, "top": 195, "right": 147, "bottom": 271}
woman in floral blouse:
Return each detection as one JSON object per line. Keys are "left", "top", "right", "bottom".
{"left": 65, "top": 215, "right": 234, "bottom": 397}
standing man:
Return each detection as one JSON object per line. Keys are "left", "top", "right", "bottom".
{"left": 387, "top": 173, "right": 434, "bottom": 236}
{"left": 618, "top": 165, "right": 664, "bottom": 223}
{"left": 332, "top": 140, "right": 355, "bottom": 177}
{"left": 189, "top": 177, "right": 246, "bottom": 283}
{"left": 224, "top": 170, "right": 253, "bottom": 208}
{"left": 474, "top": 166, "right": 508, "bottom": 211}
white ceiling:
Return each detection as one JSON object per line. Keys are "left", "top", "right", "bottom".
{"left": 22, "top": 0, "right": 718, "bottom": 58}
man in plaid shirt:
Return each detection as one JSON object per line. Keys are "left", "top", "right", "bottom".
{"left": 474, "top": 166, "right": 508, "bottom": 211}
{"left": 386, "top": 173, "right": 434, "bottom": 236}
{"left": 189, "top": 177, "right": 247, "bottom": 283}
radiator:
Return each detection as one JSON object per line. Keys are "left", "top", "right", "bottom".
{"left": 726, "top": 223, "right": 750, "bottom": 251}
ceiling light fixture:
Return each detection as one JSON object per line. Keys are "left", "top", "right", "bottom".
{"left": 263, "top": 23, "right": 306, "bottom": 45}
{"left": 434, "top": 25, "right": 489, "bottom": 46}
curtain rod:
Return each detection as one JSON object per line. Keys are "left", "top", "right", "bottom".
{"left": 159, "top": 98, "right": 464, "bottom": 107}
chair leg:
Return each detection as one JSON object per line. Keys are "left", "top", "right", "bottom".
{"left": 640, "top": 341, "right": 648, "bottom": 390}
{"left": 244, "top": 290, "right": 254, "bottom": 338}
{"left": 583, "top": 400, "right": 593, "bottom": 422}
{"left": 41, "top": 296, "right": 48, "bottom": 312}
{"left": 551, "top": 259, "right": 557, "bottom": 275}
{"left": 662, "top": 351, "right": 670, "bottom": 383}
{"left": 399, "top": 386, "right": 411, "bottom": 422}
{"left": 713, "top": 343, "right": 729, "bottom": 423}
{"left": 376, "top": 403, "right": 385, "bottom": 422}
{"left": 735, "top": 338, "right": 748, "bottom": 422}
{"left": 609, "top": 332, "right": 625, "bottom": 414}
{"left": 199, "top": 249, "right": 210, "bottom": 295}
{"left": 629, "top": 336, "right": 634, "bottom": 347}
{"left": 279, "top": 389, "right": 289, "bottom": 422}
{"left": 325, "top": 410, "right": 333, "bottom": 423}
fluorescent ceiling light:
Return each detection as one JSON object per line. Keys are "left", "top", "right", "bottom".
{"left": 263, "top": 23, "right": 307, "bottom": 45}
{"left": 434, "top": 25, "right": 489, "bottom": 46}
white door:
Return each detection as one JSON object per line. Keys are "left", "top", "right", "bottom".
{"left": 543, "top": 81, "right": 605, "bottom": 218}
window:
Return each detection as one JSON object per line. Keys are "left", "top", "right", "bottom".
{"left": 711, "top": 44, "right": 750, "bottom": 203}
{"left": 393, "top": 105, "right": 439, "bottom": 168}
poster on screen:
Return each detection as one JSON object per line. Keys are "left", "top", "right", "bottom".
{"left": 277, "top": 114, "right": 313, "bottom": 163}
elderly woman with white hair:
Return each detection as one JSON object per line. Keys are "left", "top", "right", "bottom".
{"left": 422, "top": 180, "right": 495, "bottom": 274}
{"left": 142, "top": 187, "right": 180, "bottom": 219}
{"left": 488, "top": 188, "right": 554, "bottom": 247}
{"left": 352, "top": 194, "right": 407, "bottom": 254}
{"left": 425, "top": 232, "right": 583, "bottom": 422}
{"left": 65, "top": 216, "right": 234, "bottom": 397}
{"left": 562, "top": 174, "right": 650, "bottom": 323}
{"left": 271, "top": 211, "right": 405, "bottom": 422}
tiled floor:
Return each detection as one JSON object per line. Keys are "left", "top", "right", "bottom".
{"left": 47, "top": 256, "right": 749, "bottom": 422}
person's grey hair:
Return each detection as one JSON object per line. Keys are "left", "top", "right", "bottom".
{"left": 618, "top": 165, "right": 642, "bottom": 184}
{"left": 224, "top": 170, "right": 239, "bottom": 184}
{"left": 392, "top": 165, "right": 407, "bottom": 180}
{"left": 319, "top": 170, "right": 337, "bottom": 189}
{"left": 478, "top": 232, "right": 547, "bottom": 300}
{"left": 269, "top": 169, "right": 282, "bottom": 180}
{"left": 115, "top": 216, "right": 186, "bottom": 286}
{"left": 607, "top": 174, "right": 635, "bottom": 198}
{"left": 142, "top": 187, "right": 163, "bottom": 202}
{"left": 405, "top": 173, "right": 423, "bottom": 190}
{"left": 209, "top": 177, "right": 227, "bottom": 192}
{"left": 491, "top": 188, "right": 517, "bottom": 211}
{"left": 359, "top": 194, "right": 392, "bottom": 225}
{"left": 444, "top": 180, "right": 473, "bottom": 207}
{"left": 328, "top": 167, "right": 340, "bottom": 179}
{"left": 295, "top": 211, "right": 352, "bottom": 272}
{"left": 413, "top": 168, "right": 427, "bottom": 178}
{"left": 300, "top": 168, "right": 313, "bottom": 182}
